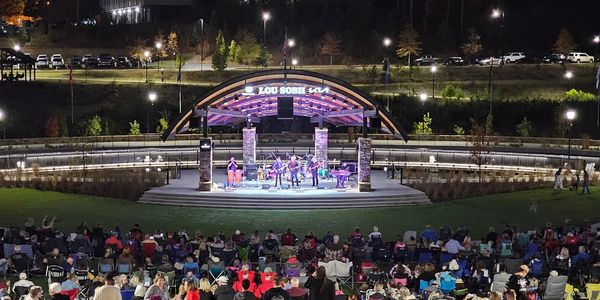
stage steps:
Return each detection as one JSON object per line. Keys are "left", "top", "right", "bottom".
{"left": 138, "top": 188, "right": 431, "bottom": 209}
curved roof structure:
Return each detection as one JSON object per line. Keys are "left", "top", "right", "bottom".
{"left": 162, "top": 69, "right": 408, "bottom": 141}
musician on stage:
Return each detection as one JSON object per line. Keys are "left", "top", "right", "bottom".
{"left": 227, "top": 157, "right": 238, "bottom": 188}
{"left": 272, "top": 156, "right": 284, "bottom": 188}
{"left": 288, "top": 156, "right": 300, "bottom": 187}
{"left": 309, "top": 157, "right": 320, "bottom": 187}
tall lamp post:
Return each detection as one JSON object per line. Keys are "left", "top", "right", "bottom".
{"left": 262, "top": 12, "right": 270, "bottom": 49}
{"left": 144, "top": 50, "right": 151, "bottom": 83}
{"left": 288, "top": 39, "right": 295, "bottom": 67}
{"left": 593, "top": 35, "right": 599, "bottom": 65}
{"left": 147, "top": 92, "right": 158, "bottom": 134}
{"left": 0, "top": 109, "right": 5, "bottom": 139}
{"left": 431, "top": 65, "right": 438, "bottom": 100}
{"left": 199, "top": 18, "right": 204, "bottom": 71}
{"left": 565, "top": 71, "right": 573, "bottom": 90}
{"left": 565, "top": 109, "right": 576, "bottom": 165}
{"left": 155, "top": 42, "right": 162, "bottom": 70}
{"left": 596, "top": 35, "right": 600, "bottom": 127}
{"left": 383, "top": 37, "right": 392, "bottom": 58}
{"left": 488, "top": 8, "right": 505, "bottom": 125}
{"left": 291, "top": 58, "right": 298, "bottom": 70}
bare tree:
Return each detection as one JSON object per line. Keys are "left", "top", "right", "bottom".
{"left": 470, "top": 122, "right": 492, "bottom": 183}
{"left": 320, "top": 33, "right": 342, "bottom": 65}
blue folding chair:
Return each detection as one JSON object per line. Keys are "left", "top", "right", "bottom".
{"left": 418, "top": 251, "right": 433, "bottom": 263}
{"left": 419, "top": 280, "right": 432, "bottom": 293}
{"left": 439, "top": 252, "right": 453, "bottom": 265}
{"left": 440, "top": 277, "right": 457, "bottom": 294}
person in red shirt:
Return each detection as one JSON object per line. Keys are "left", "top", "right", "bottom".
{"left": 185, "top": 280, "right": 200, "bottom": 300}
{"left": 105, "top": 233, "right": 123, "bottom": 250}
{"left": 282, "top": 228, "right": 297, "bottom": 247}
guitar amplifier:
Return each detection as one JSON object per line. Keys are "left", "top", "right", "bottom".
{"left": 245, "top": 164, "right": 258, "bottom": 181}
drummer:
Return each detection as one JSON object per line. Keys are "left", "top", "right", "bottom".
{"left": 227, "top": 157, "right": 238, "bottom": 187}
{"left": 309, "top": 157, "right": 320, "bottom": 187}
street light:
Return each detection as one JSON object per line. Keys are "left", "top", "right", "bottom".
{"left": 147, "top": 92, "right": 158, "bottom": 134}
{"left": 291, "top": 58, "right": 298, "bottom": 69}
{"left": 419, "top": 93, "right": 428, "bottom": 103}
{"left": 144, "top": 50, "right": 151, "bottom": 82}
{"left": 565, "top": 71, "right": 573, "bottom": 90}
{"left": 262, "top": 12, "right": 271, "bottom": 49}
{"left": 565, "top": 109, "right": 576, "bottom": 165}
{"left": 288, "top": 39, "right": 295, "bottom": 48}
{"left": 13, "top": 44, "right": 20, "bottom": 52}
{"left": 491, "top": 9, "right": 502, "bottom": 19}
{"left": 431, "top": 65, "right": 438, "bottom": 100}
{"left": 489, "top": 8, "right": 505, "bottom": 128}
{"left": 383, "top": 37, "right": 392, "bottom": 47}
{"left": 155, "top": 42, "right": 162, "bottom": 70}
{"left": 593, "top": 35, "right": 600, "bottom": 65}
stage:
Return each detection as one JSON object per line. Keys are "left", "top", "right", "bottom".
{"left": 138, "top": 169, "right": 431, "bottom": 209}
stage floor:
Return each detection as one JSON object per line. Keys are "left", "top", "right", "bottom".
{"left": 138, "top": 169, "right": 431, "bottom": 209}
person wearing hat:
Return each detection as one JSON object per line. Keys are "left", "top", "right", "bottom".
{"left": 213, "top": 276, "right": 235, "bottom": 300}
{"left": 12, "top": 273, "right": 33, "bottom": 298}
{"left": 49, "top": 282, "right": 69, "bottom": 300}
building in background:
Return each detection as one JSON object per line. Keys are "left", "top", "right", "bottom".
{"left": 99, "top": 0, "right": 193, "bottom": 24}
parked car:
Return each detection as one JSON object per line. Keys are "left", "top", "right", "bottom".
{"left": 50, "top": 54, "right": 65, "bottom": 69}
{"left": 414, "top": 55, "right": 440, "bottom": 66}
{"left": 501, "top": 52, "right": 526, "bottom": 63}
{"left": 69, "top": 55, "right": 82, "bottom": 68}
{"left": 117, "top": 56, "right": 133, "bottom": 68}
{"left": 477, "top": 56, "right": 503, "bottom": 65}
{"left": 36, "top": 54, "right": 49, "bottom": 68}
{"left": 97, "top": 53, "right": 116, "bottom": 68}
{"left": 567, "top": 52, "right": 594, "bottom": 63}
{"left": 82, "top": 54, "right": 97, "bottom": 67}
{"left": 444, "top": 56, "right": 467, "bottom": 66}
{"left": 551, "top": 53, "right": 566, "bottom": 64}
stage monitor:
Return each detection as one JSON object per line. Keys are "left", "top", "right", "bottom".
{"left": 199, "top": 139, "right": 212, "bottom": 152}
{"left": 369, "top": 117, "right": 382, "bottom": 129}
{"left": 277, "top": 97, "right": 294, "bottom": 120}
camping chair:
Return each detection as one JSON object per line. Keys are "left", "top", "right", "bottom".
{"left": 142, "top": 242, "right": 157, "bottom": 259}
{"left": 440, "top": 276, "right": 457, "bottom": 294}
{"left": 418, "top": 251, "right": 434, "bottom": 263}
{"left": 74, "top": 268, "right": 90, "bottom": 299}
{"left": 284, "top": 261, "right": 302, "bottom": 277}
{"left": 419, "top": 280, "right": 432, "bottom": 293}
{"left": 46, "top": 265, "right": 65, "bottom": 284}
{"left": 209, "top": 263, "right": 225, "bottom": 285}
{"left": 9, "top": 252, "right": 30, "bottom": 276}
{"left": 121, "top": 289, "right": 135, "bottom": 300}
{"left": 503, "top": 257, "right": 523, "bottom": 274}
{"left": 13, "top": 286, "right": 30, "bottom": 299}
{"left": 163, "top": 271, "right": 176, "bottom": 294}
{"left": 117, "top": 263, "right": 132, "bottom": 274}
{"left": 439, "top": 252, "right": 453, "bottom": 266}
{"left": 586, "top": 283, "right": 600, "bottom": 300}
{"left": 542, "top": 275, "right": 568, "bottom": 300}
{"left": 318, "top": 260, "right": 354, "bottom": 290}
{"left": 479, "top": 242, "right": 492, "bottom": 254}
{"left": 490, "top": 273, "right": 512, "bottom": 292}
{"left": 500, "top": 242, "right": 512, "bottom": 257}
{"left": 183, "top": 261, "right": 200, "bottom": 277}
{"left": 97, "top": 259, "right": 114, "bottom": 274}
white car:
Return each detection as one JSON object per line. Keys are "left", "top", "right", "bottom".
{"left": 36, "top": 54, "right": 48, "bottom": 68}
{"left": 567, "top": 52, "right": 594, "bottom": 63}
{"left": 50, "top": 54, "right": 65, "bottom": 68}
{"left": 478, "top": 57, "right": 503, "bottom": 66}
{"left": 502, "top": 52, "right": 525, "bottom": 63}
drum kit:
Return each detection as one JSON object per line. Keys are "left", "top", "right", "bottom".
{"left": 226, "top": 169, "right": 243, "bottom": 187}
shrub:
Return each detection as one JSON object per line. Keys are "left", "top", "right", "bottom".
{"left": 453, "top": 125, "right": 465, "bottom": 135}
{"left": 441, "top": 84, "right": 465, "bottom": 100}
{"left": 516, "top": 117, "right": 533, "bottom": 137}
{"left": 565, "top": 89, "right": 596, "bottom": 101}
{"left": 414, "top": 112, "right": 432, "bottom": 135}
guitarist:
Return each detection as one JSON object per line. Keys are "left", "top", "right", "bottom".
{"left": 309, "top": 157, "right": 320, "bottom": 187}
{"left": 288, "top": 155, "right": 300, "bottom": 187}
{"left": 272, "top": 156, "right": 284, "bottom": 188}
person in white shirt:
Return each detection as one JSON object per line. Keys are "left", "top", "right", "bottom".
{"left": 444, "top": 238, "right": 465, "bottom": 254}
{"left": 13, "top": 273, "right": 34, "bottom": 295}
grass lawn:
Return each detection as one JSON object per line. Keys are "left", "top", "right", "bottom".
{"left": 0, "top": 187, "right": 598, "bottom": 238}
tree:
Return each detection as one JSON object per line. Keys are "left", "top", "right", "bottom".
{"left": 128, "top": 38, "right": 147, "bottom": 68}
{"left": 0, "top": 0, "right": 25, "bottom": 17}
{"left": 396, "top": 24, "right": 422, "bottom": 67}
{"left": 255, "top": 47, "right": 272, "bottom": 67}
{"left": 45, "top": 116, "right": 60, "bottom": 137}
{"left": 236, "top": 30, "right": 261, "bottom": 66}
{"left": 85, "top": 115, "right": 102, "bottom": 136}
{"left": 319, "top": 33, "right": 342, "bottom": 65}
{"left": 516, "top": 117, "right": 533, "bottom": 137}
{"left": 470, "top": 122, "right": 492, "bottom": 183}
{"left": 553, "top": 28, "right": 577, "bottom": 55}
{"left": 227, "top": 40, "right": 240, "bottom": 65}
{"left": 413, "top": 112, "right": 432, "bottom": 135}
{"left": 212, "top": 30, "right": 228, "bottom": 72}
{"left": 165, "top": 32, "right": 179, "bottom": 56}
{"left": 155, "top": 118, "right": 168, "bottom": 134}
{"left": 461, "top": 28, "right": 482, "bottom": 59}
{"left": 154, "top": 33, "right": 168, "bottom": 59}
{"left": 129, "top": 120, "right": 141, "bottom": 135}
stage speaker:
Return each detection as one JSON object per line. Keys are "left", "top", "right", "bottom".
{"left": 341, "top": 160, "right": 358, "bottom": 173}
{"left": 277, "top": 97, "right": 294, "bottom": 120}
{"left": 245, "top": 164, "right": 258, "bottom": 181}
{"left": 262, "top": 184, "right": 270, "bottom": 190}
{"left": 369, "top": 117, "right": 382, "bottom": 129}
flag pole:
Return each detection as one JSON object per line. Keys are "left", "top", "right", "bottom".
{"left": 178, "top": 55, "right": 182, "bottom": 114}
{"left": 69, "top": 66, "right": 74, "bottom": 124}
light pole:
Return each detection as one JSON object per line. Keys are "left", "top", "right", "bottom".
{"left": 565, "top": 71, "right": 573, "bottom": 90}
{"left": 489, "top": 8, "right": 505, "bottom": 124}
{"left": 13, "top": 44, "right": 20, "bottom": 52}
{"left": 291, "top": 58, "right": 298, "bottom": 70}
{"left": 262, "top": 12, "right": 270, "bottom": 49}
{"left": 419, "top": 93, "right": 428, "bottom": 104}
{"left": 147, "top": 92, "right": 158, "bottom": 134}
{"left": 155, "top": 42, "right": 162, "bottom": 70}
{"left": 383, "top": 37, "right": 392, "bottom": 59}
{"left": 431, "top": 65, "right": 438, "bottom": 100}
{"left": 0, "top": 109, "right": 5, "bottom": 139}
{"left": 565, "top": 109, "right": 576, "bottom": 165}
{"left": 144, "top": 50, "right": 150, "bottom": 83}
{"left": 199, "top": 19, "right": 204, "bottom": 71}
{"left": 593, "top": 35, "right": 599, "bottom": 64}
{"left": 288, "top": 39, "right": 295, "bottom": 67}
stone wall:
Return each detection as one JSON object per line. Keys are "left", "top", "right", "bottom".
{"left": 358, "top": 137, "right": 372, "bottom": 192}
{"left": 314, "top": 128, "right": 328, "bottom": 164}
{"left": 242, "top": 127, "right": 256, "bottom": 166}
{"left": 198, "top": 138, "right": 212, "bottom": 191}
